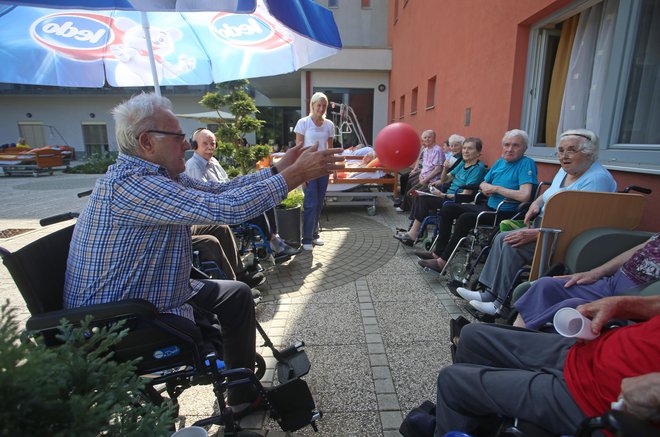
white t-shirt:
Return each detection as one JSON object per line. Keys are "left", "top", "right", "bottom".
{"left": 294, "top": 116, "right": 335, "bottom": 150}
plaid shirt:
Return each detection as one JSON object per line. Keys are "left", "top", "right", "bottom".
{"left": 63, "top": 153, "right": 287, "bottom": 320}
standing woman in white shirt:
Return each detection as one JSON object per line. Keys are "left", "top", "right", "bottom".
{"left": 294, "top": 92, "right": 335, "bottom": 251}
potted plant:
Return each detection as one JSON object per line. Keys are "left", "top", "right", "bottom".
{"left": 276, "top": 188, "right": 304, "bottom": 246}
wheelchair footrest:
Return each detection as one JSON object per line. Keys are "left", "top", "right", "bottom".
{"left": 276, "top": 349, "right": 311, "bottom": 382}
{"left": 268, "top": 378, "right": 320, "bottom": 432}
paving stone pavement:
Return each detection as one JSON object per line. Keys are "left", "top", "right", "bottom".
{"left": 0, "top": 172, "right": 474, "bottom": 436}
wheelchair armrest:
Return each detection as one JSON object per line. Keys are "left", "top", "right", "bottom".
{"left": 26, "top": 298, "right": 159, "bottom": 332}
{"left": 575, "top": 409, "right": 658, "bottom": 437}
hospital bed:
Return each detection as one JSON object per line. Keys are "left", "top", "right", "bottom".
{"left": 0, "top": 146, "right": 71, "bottom": 177}
{"left": 325, "top": 156, "right": 399, "bottom": 215}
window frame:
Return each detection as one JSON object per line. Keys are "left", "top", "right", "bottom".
{"left": 522, "top": 0, "right": 660, "bottom": 172}
{"left": 426, "top": 76, "right": 436, "bottom": 110}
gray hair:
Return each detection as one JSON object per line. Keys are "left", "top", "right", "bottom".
{"left": 112, "top": 92, "right": 173, "bottom": 156}
{"left": 558, "top": 129, "right": 599, "bottom": 160}
{"left": 447, "top": 134, "right": 465, "bottom": 146}
{"left": 309, "top": 91, "right": 329, "bottom": 118}
{"left": 502, "top": 129, "right": 529, "bottom": 148}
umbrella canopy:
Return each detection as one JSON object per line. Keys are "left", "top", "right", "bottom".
{"left": 0, "top": 0, "right": 341, "bottom": 89}
{"left": 176, "top": 110, "right": 234, "bottom": 123}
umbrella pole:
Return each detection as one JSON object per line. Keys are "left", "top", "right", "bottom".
{"left": 141, "top": 11, "right": 161, "bottom": 97}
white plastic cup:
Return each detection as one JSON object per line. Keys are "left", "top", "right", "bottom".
{"left": 553, "top": 307, "right": 599, "bottom": 340}
{"left": 171, "top": 426, "right": 207, "bottom": 437}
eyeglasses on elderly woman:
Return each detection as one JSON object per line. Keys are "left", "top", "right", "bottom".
{"left": 554, "top": 146, "right": 583, "bottom": 157}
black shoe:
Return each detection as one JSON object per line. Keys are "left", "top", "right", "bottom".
{"left": 414, "top": 249, "right": 435, "bottom": 260}
{"left": 418, "top": 258, "right": 443, "bottom": 273}
{"left": 394, "top": 233, "right": 415, "bottom": 247}
{"left": 227, "top": 393, "right": 267, "bottom": 420}
{"left": 400, "top": 401, "right": 436, "bottom": 437}
{"left": 239, "top": 271, "right": 266, "bottom": 288}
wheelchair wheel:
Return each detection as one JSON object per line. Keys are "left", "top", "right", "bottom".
{"left": 255, "top": 247, "right": 269, "bottom": 260}
{"left": 445, "top": 250, "right": 469, "bottom": 284}
{"left": 255, "top": 353, "right": 266, "bottom": 380}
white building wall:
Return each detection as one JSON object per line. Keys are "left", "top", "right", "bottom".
{"left": 0, "top": 94, "right": 212, "bottom": 155}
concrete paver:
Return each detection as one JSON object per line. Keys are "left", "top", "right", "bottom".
{"left": 0, "top": 172, "right": 474, "bottom": 436}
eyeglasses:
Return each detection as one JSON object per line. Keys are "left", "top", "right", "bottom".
{"left": 554, "top": 148, "right": 582, "bottom": 157}
{"left": 141, "top": 130, "right": 187, "bottom": 143}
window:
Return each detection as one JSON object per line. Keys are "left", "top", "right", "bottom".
{"left": 391, "top": 100, "right": 396, "bottom": 123}
{"left": 411, "top": 87, "right": 418, "bottom": 115}
{"left": 18, "top": 122, "right": 45, "bottom": 148}
{"left": 523, "top": 0, "right": 660, "bottom": 168}
{"left": 426, "top": 76, "right": 436, "bottom": 109}
{"left": 328, "top": 0, "right": 338, "bottom": 8}
{"left": 399, "top": 95, "right": 405, "bottom": 119}
{"left": 82, "top": 123, "right": 109, "bottom": 157}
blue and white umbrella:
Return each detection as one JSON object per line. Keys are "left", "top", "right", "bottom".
{"left": 0, "top": 0, "right": 341, "bottom": 93}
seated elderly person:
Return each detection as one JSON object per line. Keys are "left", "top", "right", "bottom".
{"left": 186, "top": 128, "right": 299, "bottom": 258}
{"left": 417, "top": 129, "right": 538, "bottom": 273}
{"left": 400, "top": 295, "right": 660, "bottom": 437}
{"left": 394, "top": 137, "right": 487, "bottom": 246}
{"left": 395, "top": 129, "right": 445, "bottom": 212}
{"left": 444, "top": 134, "right": 465, "bottom": 169}
{"left": 64, "top": 93, "right": 342, "bottom": 411}
{"left": 457, "top": 129, "right": 617, "bottom": 315}
{"left": 513, "top": 233, "right": 659, "bottom": 329}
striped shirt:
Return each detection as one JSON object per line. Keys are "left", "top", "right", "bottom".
{"left": 63, "top": 153, "right": 287, "bottom": 320}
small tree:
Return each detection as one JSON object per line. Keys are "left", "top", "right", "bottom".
{"left": 200, "top": 80, "right": 271, "bottom": 175}
{"left": 0, "top": 303, "right": 176, "bottom": 436}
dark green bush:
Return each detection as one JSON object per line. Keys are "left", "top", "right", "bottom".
{"left": 64, "top": 152, "right": 118, "bottom": 174}
{"left": 0, "top": 303, "right": 175, "bottom": 435}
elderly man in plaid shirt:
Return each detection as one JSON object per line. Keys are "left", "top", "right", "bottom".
{"left": 64, "top": 92, "right": 343, "bottom": 411}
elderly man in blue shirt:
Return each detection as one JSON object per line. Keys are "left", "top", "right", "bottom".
{"left": 63, "top": 92, "right": 343, "bottom": 410}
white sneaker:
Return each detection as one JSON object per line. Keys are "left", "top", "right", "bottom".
{"left": 469, "top": 300, "right": 498, "bottom": 316}
{"left": 456, "top": 287, "right": 484, "bottom": 302}
{"left": 312, "top": 238, "right": 324, "bottom": 246}
{"left": 302, "top": 243, "right": 313, "bottom": 251}
{"left": 394, "top": 207, "right": 405, "bottom": 212}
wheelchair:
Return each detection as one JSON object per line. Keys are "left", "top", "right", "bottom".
{"left": 231, "top": 221, "right": 294, "bottom": 268}
{"left": 480, "top": 185, "right": 654, "bottom": 323}
{"left": 0, "top": 224, "right": 322, "bottom": 436}
{"left": 432, "top": 182, "right": 549, "bottom": 292}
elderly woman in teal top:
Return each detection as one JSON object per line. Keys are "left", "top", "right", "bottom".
{"left": 457, "top": 129, "right": 617, "bottom": 316}
{"left": 294, "top": 92, "right": 335, "bottom": 251}
{"left": 395, "top": 137, "right": 488, "bottom": 246}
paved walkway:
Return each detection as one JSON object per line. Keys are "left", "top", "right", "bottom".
{"left": 0, "top": 171, "right": 473, "bottom": 436}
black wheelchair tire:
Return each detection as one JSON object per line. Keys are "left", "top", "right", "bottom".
{"left": 255, "top": 353, "right": 266, "bottom": 380}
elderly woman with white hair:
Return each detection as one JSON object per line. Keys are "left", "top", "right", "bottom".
{"left": 457, "top": 129, "right": 617, "bottom": 316}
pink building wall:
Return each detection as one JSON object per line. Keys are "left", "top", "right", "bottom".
{"left": 387, "top": 0, "right": 659, "bottom": 231}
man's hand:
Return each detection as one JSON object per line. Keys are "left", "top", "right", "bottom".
{"left": 503, "top": 228, "right": 539, "bottom": 247}
{"left": 621, "top": 373, "right": 660, "bottom": 422}
{"left": 575, "top": 296, "right": 622, "bottom": 335}
{"left": 279, "top": 145, "right": 344, "bottom": 190}
{"left": 273, "top": 143, "right": 305, "bottom": 172}
{"left": 480, "top": 182, "right": 498, "bottom": 196}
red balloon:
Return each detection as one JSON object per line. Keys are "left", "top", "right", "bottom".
{"left": 374, "top": 122, "right": 421, "bottom": 170}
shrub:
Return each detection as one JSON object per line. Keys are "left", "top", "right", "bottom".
{"left": 64, "top": 152, "right": 118, "bottom": 174}
{"left": 0, "top": 303, "right": 175, "bottom": 435}
{"left": 279, "top": 188, "right": 304, "bottom": 210}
